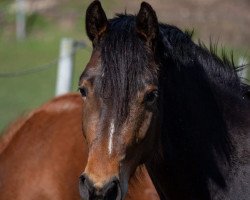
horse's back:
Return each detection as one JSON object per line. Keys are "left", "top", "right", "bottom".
{"left": 0, "top": 94, "right": 86, "bottom": 199}
{"left": 0, "top": 93, "right": 158, "bottom": 200}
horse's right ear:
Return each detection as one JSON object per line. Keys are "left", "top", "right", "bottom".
{"left": 136, "top": 2, "right": 159, "bottom": 48}
{"left": 85, "top": 0, "right": 108, "bottom": 43}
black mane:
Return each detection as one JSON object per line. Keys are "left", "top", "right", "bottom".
{"left": 98, "top": 14, "right": 250, "bottom": 200}
{"left": 156, "top": 21, "right": 249, "bottom": 200}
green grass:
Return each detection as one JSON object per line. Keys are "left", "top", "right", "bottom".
{"left": 0, "top": 35, "right": 91, "bottom": 131}
{"left": 0, "top": 23, "right": 91, "bottom": 133}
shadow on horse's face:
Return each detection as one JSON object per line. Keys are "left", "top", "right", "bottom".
{"left": 78, "top": 1, "right": 159, "bottom": 199}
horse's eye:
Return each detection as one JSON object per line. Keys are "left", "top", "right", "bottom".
{"left": 144, "top": 90, "right": 158, "bottom": 105}
{"left": 79, "top": 87, "right": 88, "bottom": 97}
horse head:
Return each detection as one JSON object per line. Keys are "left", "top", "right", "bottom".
{"left": 78, "top": 1, "right": 160, "bottom": 199}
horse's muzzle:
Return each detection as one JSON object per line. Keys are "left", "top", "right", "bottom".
{"left": 79, "top": 174, "right": 122, "bottom": 200}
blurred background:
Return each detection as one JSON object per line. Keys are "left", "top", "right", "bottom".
{"left": 0, "top": 0, "right": 249, "bottom": 132}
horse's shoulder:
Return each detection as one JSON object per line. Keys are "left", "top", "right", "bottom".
{"left": 0, "top": 93, "right": 82, "bottom": 154}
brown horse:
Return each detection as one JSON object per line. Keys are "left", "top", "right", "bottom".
{"left": 0, "top": 93, "right": 159, "bottom": 200}
{"left": 79, "top": 1, "right": 250, "bottom": 200}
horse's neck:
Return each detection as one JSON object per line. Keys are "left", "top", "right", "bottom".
{"left": 152, "top": 106, "right": 248, "bottom": 198}
{"left": 146, "top": 54, "right": 250, "bottom": 200}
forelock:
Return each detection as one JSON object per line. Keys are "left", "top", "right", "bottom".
{"left": 96, "top": 15, "right": 157, "bottom": 124}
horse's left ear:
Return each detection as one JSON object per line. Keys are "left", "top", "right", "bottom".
{"left": 85, "top": 0, "right": 108, "bottom": 44}
{"left": 136, "top": 2, "right": 159, "bottom": 48}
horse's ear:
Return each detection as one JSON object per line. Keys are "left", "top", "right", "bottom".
{"left": 85, "top": 0, "right": 108, "bottom": 43}
{"left": 136, "top": 2, "right": 159, "bottom": 48}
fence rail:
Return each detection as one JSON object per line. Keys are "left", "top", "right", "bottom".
{"left": 0, "top": 59, "right": 57, "bottom": 78}
{"left": 0, "top": 38, "right": 86, "bottom": 96}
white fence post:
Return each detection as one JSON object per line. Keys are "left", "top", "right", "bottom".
{"left": 238, "top": 57, "right": 249, "bottom": 81}
{"left": 55, "top": 38, "right": 75, "bottom": 96}
{"left": 16, "top": 0, "right": 26, "bottom": 40}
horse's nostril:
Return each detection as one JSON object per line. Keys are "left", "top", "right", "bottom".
{"left": 79, "top": 174, "right": 85, "bottom": 185}
{"left": 104, "top": 180, "right": 121, "bottom": 200}
{"left": 79, "top": 174, "right": 94, "bottom": 199}
{"left": 104, "top": 182, "right": 117, "bottom": 199}
{"left": 79, "top": 175, "right": 121, "bottom": 200}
